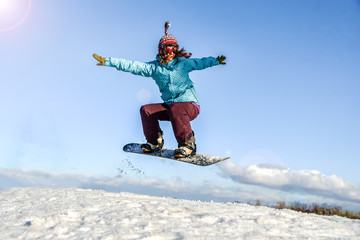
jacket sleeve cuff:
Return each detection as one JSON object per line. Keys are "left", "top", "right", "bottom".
{"left": 104, "top": 58, "right": 111, "bottom": 67}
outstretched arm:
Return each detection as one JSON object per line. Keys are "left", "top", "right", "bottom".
{"left": 185, "top": 55, "right": 226, "bottom": 72}
{"left": 92, "top": 53, "right": 155, "bottom": 78}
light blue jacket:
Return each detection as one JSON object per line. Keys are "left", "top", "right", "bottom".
{"left": 105, "top": 56, "right": 219, "bottom": 105}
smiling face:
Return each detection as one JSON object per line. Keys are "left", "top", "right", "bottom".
{"left": 164, "top": 45, "right": 177, "bottom": 62}
{"left": 164, "top": 51, "right": 175, "bottom": 63}
{"left": 159, "top": 44, "right": 178, "bottom": 64}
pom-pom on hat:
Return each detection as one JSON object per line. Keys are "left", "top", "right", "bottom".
{"left": 158, "top": 22, "right": 178, "bottom": 47}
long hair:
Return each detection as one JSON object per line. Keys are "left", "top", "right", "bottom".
{"left": 175, "top": 47, "right": 186, "bottom": 58}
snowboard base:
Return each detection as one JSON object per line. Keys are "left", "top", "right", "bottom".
{"left": 123, "top": 143, "right": 230, "bottom": 166}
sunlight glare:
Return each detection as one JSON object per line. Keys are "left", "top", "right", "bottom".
{"left": 0, "top": 0, "right": 32, "bottom": 32}
{"left": 0, "top": 0, "right": 12, "bottom": 10}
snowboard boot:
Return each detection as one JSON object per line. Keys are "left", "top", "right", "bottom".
{"left": 174, "top": 131, "right": 196, "bottom": 158}
{"left": 141, "top": 132, "right": 164, "bottom": 153}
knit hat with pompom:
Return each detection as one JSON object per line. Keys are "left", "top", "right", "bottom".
{"left": 158, "top": 22, "right": 192, "bottom": 59}
{"left": 158, "top": 22, "right": 178, "bottom": 47}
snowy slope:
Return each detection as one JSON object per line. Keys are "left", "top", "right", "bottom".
{"left": 0, "top": 188, "right": 359, "bottom": 240}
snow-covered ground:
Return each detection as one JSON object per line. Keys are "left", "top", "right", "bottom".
{"left": 0, "top": 188, "right": 359, "bottom": 240}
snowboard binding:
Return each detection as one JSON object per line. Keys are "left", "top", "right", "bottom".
{"left": 141, "top": 132, "right": 164, "bottom": 153}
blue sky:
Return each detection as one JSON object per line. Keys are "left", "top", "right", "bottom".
{"left": 1, "top": 0, "right": 360, "bottom": 210}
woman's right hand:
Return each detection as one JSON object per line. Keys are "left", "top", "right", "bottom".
{"left": 93, "top": 53, "right": 106, "bottom": 66}
{"left": 216, "top": 55, "right": 226, "bottom": 65}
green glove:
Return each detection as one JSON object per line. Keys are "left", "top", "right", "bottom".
{"left": 216, "top": 55, "right": 226, "bottom": 65}
{"left": 93, "top": 53, "right": 106, "bottom": 66}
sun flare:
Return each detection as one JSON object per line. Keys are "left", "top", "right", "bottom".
{"left": 0, "top": 0, "right": 32, "bottom": 32}
{"left": 0, "top": 0, "right": 12, "bottom": 10}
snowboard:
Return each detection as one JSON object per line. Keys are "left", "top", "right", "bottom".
{"left": 123, "top": 143, "right": 230, "bottom": 166}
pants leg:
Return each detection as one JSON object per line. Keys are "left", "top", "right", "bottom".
{"left": 140, "top": 103, "right": 169, "bottom": 144}
{"left": 167, "top": 102, "right": 199, "bottom": 144}
{"left": 140, "top": 102, "right": 199, "bottom": 145}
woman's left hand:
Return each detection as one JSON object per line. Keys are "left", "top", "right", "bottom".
{"left": 93, "top": 53, "right": 106, "bottom": 66}
{"left": 216, "top": 55, "right": 226, "bottom": 65}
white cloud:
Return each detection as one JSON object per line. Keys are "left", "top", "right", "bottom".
{"left": 0, "top": 167, "right": 268, "bottom": 203}
{"left": 217, "top": 160, "right": 360, "bottom": 203}
{"left": 1, "top": 166, "right": 359, "bottom": 211}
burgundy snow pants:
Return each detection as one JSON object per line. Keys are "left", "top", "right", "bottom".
{"left": 140, "top": 102, "right": 200, "bottom": 145}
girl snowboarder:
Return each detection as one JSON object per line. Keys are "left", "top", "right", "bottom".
{"left": 93, "top": 22, "right": 226, "bottom": 158}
